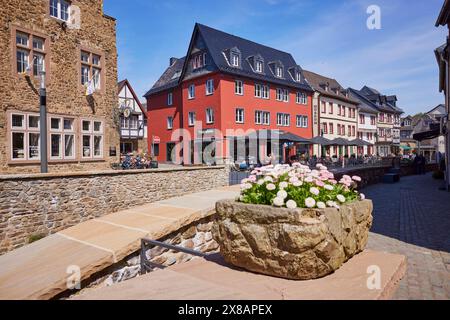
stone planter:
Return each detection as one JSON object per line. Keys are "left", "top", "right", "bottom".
{"left": 212, "top": 199, "right": 373, "bottom": 280}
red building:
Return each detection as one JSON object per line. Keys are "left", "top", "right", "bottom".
{"left": 145, "top": 24, "right": 314, "bottom": 164}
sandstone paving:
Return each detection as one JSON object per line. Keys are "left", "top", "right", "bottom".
{"left": 0, "top": 186, "right": 239, "bottom": 300}
{"left": 0, "top": 234, "right": 114, "bottom": 300}
{"left": 72, "top": 249, "right": 406, "bottom": 300}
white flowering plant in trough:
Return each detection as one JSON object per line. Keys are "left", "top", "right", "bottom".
{"left": 239, "top": 163, "right": 365, "bottom": 209}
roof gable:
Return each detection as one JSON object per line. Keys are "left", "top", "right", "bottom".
{"left": 118, "top": 79, "right": 147, "bottom": 117}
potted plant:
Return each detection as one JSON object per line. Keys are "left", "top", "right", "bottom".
{"left": 213, "top": 163, "right": 372, "bottom": 280}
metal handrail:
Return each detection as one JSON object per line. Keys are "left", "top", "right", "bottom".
{"left": 140, "top": 238, "right": 207, "bottom": 275}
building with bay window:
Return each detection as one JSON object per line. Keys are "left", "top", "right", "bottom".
{"left": 0, "top": 0, "right": 119, "bottom": 174}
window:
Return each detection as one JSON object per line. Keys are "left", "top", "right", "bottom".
{"left": 206, "top": 79, "right": 214, "bottom": 95}
{"left": 188, "top": 84, "right": 195, "bottom": 99}
{"left": 231, "top": 53, "right": 240, "bottom": 67}
{"left": 188, "top": 112, "right": 196, "bottom": 126}
{"left": 50, "top": 0, "right": 70, "bottom": 21}
{"left": 329, "top": 102, "right": 333, "bottom": 114}
{"left": 359, "top": 114, "right": 365, "bottom": 124}
{"left": 283, "top": 89, "right": 289, "bottom": 102}
{"left": 47, "top": 116, "right": 76, "bottom": 160}
{"left": 352, "top": 126, "right": 356, "bottom": 137}
{"left": 371, "top": 116, "right": 376, "bottom": 125}
{"left": 167, "top": 116, "right": 173, "bottom": 130}
{"left": 255, "top": 83, "right": 269, "bottom": 99}
{"left": 80, "top": 50, "right": 102, "bottom": 91}
{"left": 81, "top": 119, "right": 103, "bottom": 159}
{"left": 276, "top": 66, "right": 283, "bottom": 78}
{"left": 296, "top": 115, "right": 308, "bottom": 128}
{"left": 9, "top": 113, "right": 41, "bottom": 161}
{"left": 328, "top": 123, "right": 333, "bottom": 134}
{"left": 167, "top": 92, "right": 173, "bottom": 106}
{"left": 295, "top": 72, "right": 302, "bottom": 82}
{"left": 336, "top": 124, "right": 340, "bottom": 136}
{"left": 206, "top": 108, "right": 214, "bottom": 124}
{"left": 192, "top": 53, "right": 206, "bottom": 70}
{"left": 235, "top": 108, "right": 244, "bottom": 123}
{"left": 276, "top": 88, "right": 283, "bottom": 101}
{"left": 321, "top": 101, "right": 326, "bottom": 113}
{"left": 296, "top": 92, "right": 307, "bottom": 105}
{"left": 276, "top": 113, "right": 290, "bottom": 126}
{"left": 255, "top": 111, "right": 270, "bottom": 125}
{"left": 347, "top": 125, "right": 351, "bottom": 137}
{"left": 255, "top": 111, "right": 262, "bottom": 124}
{"left": 15, "top": 30, "right": 47, "bottom": 77}
{"left": 255, "top": 60, "right": 263, "bottom": 73}
{"left": 341, "top": 125, "right": 345, "bottom": 136}
{"left": 235, "top": 80, "right": 243, "bottom": 95}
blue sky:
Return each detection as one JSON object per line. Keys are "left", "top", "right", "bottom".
{"left": 104, "top": 0, "right": 447, "bottom": 115}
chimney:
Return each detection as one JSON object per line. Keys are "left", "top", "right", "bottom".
{"left": 169, "top": 57, "right": 178, "bottom": 66}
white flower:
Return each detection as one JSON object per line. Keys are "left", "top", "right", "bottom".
{"left": 239, "top": 195, "right": 245, "bottom": 201}
{"left": 360, "top": 193, "right": 366, "bottom": 200}
{"left": 317, "top": 202, "right": 326, "bottom": 209}
{"left": 324, "top": 184, "right": 334, "bottom": 191}
{"left": 266, "top": 183, "right": 276, "bottom": 191}
{"left": 264, "top": 176, "right": 273, "bottom": 182}
{"left": 241, "top": 178, "right": 249, "bottom": 184}
{"left": 326, "top": 201, "right": 334, "bottom": 207}
{"left": 279, "top": 181, "right": 289, "bottom": 189}
{"left": 257, "top": 179, "right": 265, "bottom": 185}
{"left": 352, "top": 176, "right": 362, "bottom": 182}
{"left": 277, "top": 190, "right": 288, "bottom": 199}
{"left": 336, "top": 194, "right": 346, "bottom": 203}
{"left": 286, "top": 199, "right": 297, "bottom": 209}
{"left": 289, "top": 176, "right": 299, "bottom": 183}
{"left": 293, "top": 181, "right": 303, "bottom": 187}
{"left": 273, "top": 197, "right": 284, "bottom": 207}
{"left": 241, "top": 183, "right": 253, "bottom": 190}
{"left": 304, "top": 176, "right": 314, "bottom": 183}
{"left": 310, "top": 187, "right": 320, "bottom": 196}
{"left": 305, "top": 197, "right": 316, "bottom": 208}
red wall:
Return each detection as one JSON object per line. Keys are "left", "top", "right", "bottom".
{"left": 147, "top": 72, "right": 314, "bottom": 162}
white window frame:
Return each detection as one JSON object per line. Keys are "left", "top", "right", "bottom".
{"left": 188, "top": 112, "right": 196, "bottom": 126}
{"left": 167, "top": 116, "right": 173, "bottom": 130}
{"left": 296, "top": 92, "right": 307, "bottom": 105}
{"left": 206, "top": 108, "right": 214, "bottom": 124}
{"left": 276, "top": 66, "right": 283, "bottom": 78}
{"left": 49, "top": 0, "right": 70, "bottom": 22}
{"left": 167, "top": 92, "right": 173, "bottom": 106}
{"left": 261, "top": 85, "right": 269, "bottom": 99}
{"left": 255, "top": 83, "right": 262, "bottom": 98}
{"left": 231, "top": 53, "right": 240, "bottom": 67}
{"left": 81, "top": 119, "right": 103, "bottom": 159}
{"left": 235, "top": 80, "right": 244, "bottom": 95}
{"left": 283, "top": 89, "right": 289, "bottom": 102}
{"left": 206, "top": 79, "right": 214, "bottom": 95}
{"left": 255, "top": 111, "right": 262, "bottom": 125}
{"left": 188, "top": 84, "right": 195, "bottom": 99}
{"left": 255, "top": 60, "right": 263, "bottom": 73}
{"left": 295, "top": 72, "right": 302, "bottom": 82}
{"left": 277, "top": 113, "right": 290, "bottom": 127}
{"left": 9, "top": 112, "right": 42, "bottom": 161}
{"left": 49, "top": 116, "right": 76, "bottom": 160}
{"left": 262, "top": 111, "right": 270, "bottom": 125}
{"left": 235, "top": 108, "right": 244, "bottom": 124}
{"left": 276, "top": 88, "right": 283, "bottom": 101}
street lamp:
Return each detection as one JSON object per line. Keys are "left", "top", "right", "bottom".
{"left": 39, "top": 70, "right": 48, "bottom": 173}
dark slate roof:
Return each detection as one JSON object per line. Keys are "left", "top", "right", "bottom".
{"left": 347, "top": 88, "right": 379, "bottom": 114}
{"left": 436, "top": 0, "right": 450, "bottom": 26}
{"left": 145, "top": 23, "right": 313, "bottom": 96}
{"left": 352, "top": 86, "right": 403, "bottom": 114}
{"left": 195, "top": 24, "right": 312, "bottom": 91}
{"left": 144, "top": 57, "right": 185, "bottom": 96}
{"left": 303, "top": 70, "right": 359, "bottom": 105}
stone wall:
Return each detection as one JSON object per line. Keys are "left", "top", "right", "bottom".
{"left": 0, "top": 166, "right": 229, "bottom": 254}
{"left": 0, "top": 0, "right": 119, "bottom": 174}
{"left": 64, "top": 214, "right": 218, "bottom": 299}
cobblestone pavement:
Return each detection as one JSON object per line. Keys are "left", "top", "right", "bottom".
{"left": 364, "top": 173, "right": 450, "bottom": 299}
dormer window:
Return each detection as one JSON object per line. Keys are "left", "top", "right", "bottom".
{"left": 276, "top": 66, "right": 283, "bottom": 78}
{"left": 255, "top": 60, "right": 263, "bottom": 73}
{"left": 295, "top": 72, "right": 301, "bottom": 82}
{"left": 192, "top": 53, "right": 206, "bottom": 70}
{"left": 231, "top": 53, "right": 240, "bottom": 67}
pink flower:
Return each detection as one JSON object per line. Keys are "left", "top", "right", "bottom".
{"left": 315, "top": 180, "right": 325, "bottom": 187}
{"left": 352, "top": 176, "right": 362, "bottom": 182}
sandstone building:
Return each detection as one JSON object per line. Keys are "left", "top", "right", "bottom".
{"left": 0, "top": 0, "right": 119, "bottom": 174}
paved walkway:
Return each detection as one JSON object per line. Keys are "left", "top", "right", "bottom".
{"left": 364, "top": 173, "right": 450, "bottom": 300}
{"left": 0, "top": 185, "right": 240, "bottom": 300}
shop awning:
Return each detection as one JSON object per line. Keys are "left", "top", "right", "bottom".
{"left": 279, "top": 132, "right": 311, "bottom": 144}
{"left": 310, "top": 136, "right": 332, "bottom": 146}
{"left": 329, "top": 138, "right": 352, "bottom": 146}
{"left": 349, "top": 138, "right": 373, "bottom": 146}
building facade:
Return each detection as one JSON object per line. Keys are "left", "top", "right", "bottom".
{"left": 303, "top": 71, "right": 359, "bottom": 157}
{"left": 400, "top": 115, "right": 416, "bottom": 155}
{"left": 0, "top": 0, "right": 119, "bottom": 174}
{"left": 145, "top": 24, "right": 314, "bottom": 164}
{"left": 118, "top": 79, "right": 147, "bottom": 154}
{"left": 348, "top": 88, "right": 378, "bottom": 155}
{"left": 350, "top": 86, "right": 403, "bottom": 157}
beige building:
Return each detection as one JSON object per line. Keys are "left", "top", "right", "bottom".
{"left": 0, "top": 0, "right": 119, "bottom": 174}
{"left": 304, "top": 70, "right": 359, "bottom": 157}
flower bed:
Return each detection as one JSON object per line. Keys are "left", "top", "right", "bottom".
{"left": 239, "top": 163, "right": 365, "bottom": 209}
{"left": 212, "top": 163, "right": 373, "bottom": 280}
